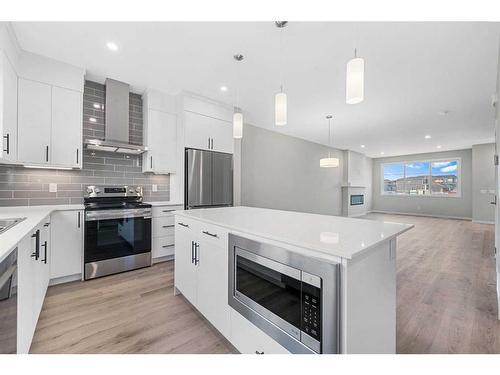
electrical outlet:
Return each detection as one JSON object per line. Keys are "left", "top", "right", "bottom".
{"left": 152, "top": 184, "right": 158, "bottom": 192}
{"left": 49, "top": 183, "right": 57, "bottom": 193}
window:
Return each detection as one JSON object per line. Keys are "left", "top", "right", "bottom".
{"left": 382, "top": 159, "right": 460, "bottom": 197}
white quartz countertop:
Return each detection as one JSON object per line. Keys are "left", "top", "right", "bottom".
{"left": 145, "top": 201, "right": 184, "bottom": 207}
{"left": 176, "top": 206, "right": 413, "bottom": 260}
{"left": 0, "top": 204, "right": 84, "bottom": 263}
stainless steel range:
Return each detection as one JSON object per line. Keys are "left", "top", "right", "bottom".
{"left": 84, "top": 185, "right": 152, "bottom": 280}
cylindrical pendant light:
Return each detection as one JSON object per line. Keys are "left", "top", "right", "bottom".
{"left": 275, "top": 90, "right": 287, "bottom": 126}
{"left": 346, "top": 48, "right": 364, "bottom": 105}
{"left": 233, "top": 112, "right": 243, "bottom": 139}
{"left": 320, "top": 115, "right": 340, "bottom": 168}
{"left": 233, "top": 54, "right": 244, "bottom": 139}
{"left": 275, "top": 21, "right": 288, "bottom": 126}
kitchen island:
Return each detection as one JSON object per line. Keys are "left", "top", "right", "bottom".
{"left": 174, "top": 206, "right": 412, "bottom": 354}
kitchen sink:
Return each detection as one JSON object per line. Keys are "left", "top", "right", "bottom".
{"left": 0, "top": 218, "right": 27, "bottom": 235}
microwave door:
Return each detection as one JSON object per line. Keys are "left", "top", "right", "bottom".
{"left": 186, "top": 149, "right": 213, "bottom": 208}
{"left": 212, "top": 152, "right": 233, "bottom": 207}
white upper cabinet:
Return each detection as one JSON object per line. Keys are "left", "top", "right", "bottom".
{"left": 142, "top": 90, "right": 178, "bottom": 174}
{"left": 0, "top": 50, "right": 18, "bottom": 162}
{"left": 184, "top": 111, "right": 234, "bottom": 154}
{"left": 51, "top": 86, "right": 82, "bottom": 168}
{"left": 17, "top": 78, "right": 52, "bottom": 165}
{"left": 18, "top": 78, "right": 82, "bottom": 168}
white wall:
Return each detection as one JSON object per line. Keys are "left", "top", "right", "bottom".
{"left": 472, "top": 143, "right": 495, "bottom": 223}
{"left": 241, "top": 124, "right": 344, "bottom": 216}
{"left": 372, "top": 149, "right": 473, "bottom": 219}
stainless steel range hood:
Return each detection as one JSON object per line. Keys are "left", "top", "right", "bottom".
{"left": 85, "top": 78, "right": 147, "bottom": 154}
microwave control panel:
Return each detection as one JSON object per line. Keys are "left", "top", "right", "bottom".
{"left": 301, "top": 285, "right": 321, "bottom": 342}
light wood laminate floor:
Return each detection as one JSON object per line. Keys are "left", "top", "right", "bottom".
{"left": 30, "top": 213, "right": 499, "bottom": 354}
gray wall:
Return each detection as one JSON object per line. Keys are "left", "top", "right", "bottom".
{"left": 0, "top": 80, "right": 169, "bottom": 206}
{"left": 372, "top": 149, "right": 473, "bottom": 219}
{"left": 241, "top": 124, "right": 344, "bottom": 216}
{"left": 472, "top": 143, "right": 495, "bottom": 223}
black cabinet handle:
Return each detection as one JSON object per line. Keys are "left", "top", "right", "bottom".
{"left": 162, "top": 224, "right": 175, "bottom": 228}
{"left": 76, "top": 148, "right": 79, "bottom": 165}
{"left": 3, "top": 133, "right": 9, "bottom": 154}
{"left": 45, "top": 145, "right": 49, "bottom": 162}
{"left": 191, "top": 241, "right": 195, "bottom": 264}
{"left": 211, "top": 138, "right": 214, "bottom": 150}
{"left": 77, "top": 211, "right": 81, "bottom": 228}
{"left": 202, "top": 230, "right": 218, "bottom": 238}
{"left": 255, "top": 351, "right": 264, "bottom": 354}
{"left": 162, "top": 244, "right": 174, "bottom": 248}
{"left": 162, "top": 209, "right": 175, "bottom": 213}
{"left": 150, "top": 156, "right": 153, "bottom": 169}
{"left": 31, "top": 229, "right": 40, "bottom": 260}
{"left": 178, "top": 222, "right": 189, "bottom": 228}
{"left": 208, "top": 138, "right": 210, "bottom": 149}
{"left": 41, "top": 241, "right": 48, "bottom": 264}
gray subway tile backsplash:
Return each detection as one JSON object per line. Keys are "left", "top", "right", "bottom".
{"left": 0, "top": 80, "right": 170, "bottom": 206}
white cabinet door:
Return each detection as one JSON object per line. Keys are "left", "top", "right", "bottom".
{"left": 50, "top": 210, "right": 83, "bottom": 279}
{"left": 210, "top": 117, "right": 234, "bottom": 154}
{"left": 35, "top": 218, "right": 51, "bottom": 317}
{"left": 0, "top": 51, "right": 18, "bottom": 162}
{"left": 174, "top": 229, "right": 197, "bottom": 305}
{"left": 146, "top": 109, "right": 177, "bottom": 174}
{"left": 17, "top": 78, "right": 52, "bottom": 164}
{"left": 51, "top": 86, "right": 82, "bottom": 168}
{"left": 185, "top": 111, "right": 233, "bottom": 154}
{"left": 196, "top": 239, "right": 230, "bottom": 338}
{"left": 184, "top": 111, "right": 212, "bottom": 151}
{"left": 16, "top": 234, "right": 37, "bottom": 354}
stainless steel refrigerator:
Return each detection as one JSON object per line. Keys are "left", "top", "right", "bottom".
{"left": 185, "top": 148, "right": 233, "bottom": 210}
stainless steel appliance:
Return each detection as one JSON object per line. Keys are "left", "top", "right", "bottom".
{"left": 228, "top": 234, "right": 341, "bottom": 354}
{"left": 185, "top": 148, "right": 233, "bottom": 210}
{"left": 0, "top": 248, "right": 17, "bottom": 354}
{"left": 84, "top": 185, "right": 152, "bottom": 280}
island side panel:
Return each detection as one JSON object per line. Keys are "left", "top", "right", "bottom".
{"left": 342, "top": 238, "right": 397, "bottom": 353}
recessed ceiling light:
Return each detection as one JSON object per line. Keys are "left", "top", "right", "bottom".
{"left": 437, "top": 145, "right": 442, "bottom": 149}
{"left": 89, "top": 117, "right": 97, "bottom": 123}
{"left": 425, "top": 135, "right": 431, "bottom": 139}
{"left": 380, "top": 152, "right": 385, "bottom": 155}
{"left": 360, "top": 144, "right": 365, "bottom": 148}
{"left": 220, "top": 86, "right": 228, "bottom": 92}
{"left": 106, "top": 42, "right": 118, "bottom": 51}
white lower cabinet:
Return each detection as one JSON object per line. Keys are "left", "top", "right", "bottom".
{"left": 17, "top": 216, "right": 51, "bottom": 354}
{"left": 174, "top": 228, "right": 198, "bottom": 305}
{"left": 152, "top": 205, "right": 183, "bottom": 261}
{"left": 230, "top": 309, "right": 290, "bottom": 354}
{"left": 50, "top": 210, "right": 83, "bottom": 280}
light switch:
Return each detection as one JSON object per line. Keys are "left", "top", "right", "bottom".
{"left": 49, "top": 183, "right": 57, "bottom": 193}
{"left": 152, "top": 184, "right": 158, "bottom": 192}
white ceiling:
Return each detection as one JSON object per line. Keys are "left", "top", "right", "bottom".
{"left": 11, "top": 22, "right": 500, "bottom": 158}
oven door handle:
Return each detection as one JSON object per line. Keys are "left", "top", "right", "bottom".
{"left": 85, "top": 209, "right": 152, "bottom": 221}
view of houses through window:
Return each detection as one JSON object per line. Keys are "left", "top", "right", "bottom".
{"left": 383, "top": 159, "right": 459, "bottom": 196}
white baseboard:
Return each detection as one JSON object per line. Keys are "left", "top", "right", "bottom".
{"left": 472, "top": 220, "right": 495, "bottom": 225}
{"left": 49, "top": 273, "right": 82, "bottom": 286}
{"left": 370, "top": 210, "right": 472, "bottom": 221}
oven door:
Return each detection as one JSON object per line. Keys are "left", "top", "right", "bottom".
{"left": 234, "top": 247, "right": 303, "bottom": 341}
{"left": 84, "top": 209, "right": 152, "bottom": 264}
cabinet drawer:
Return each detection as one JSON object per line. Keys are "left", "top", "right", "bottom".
{"left": 175, "top": 216, "right": 199, "bottom": 234}
{"left": 152, "top": 205, "right": 184, "bottom": 218}
{"left": 153, "top": 216, "right": 175, "bottom": 237}
{"left": 230, "top": 309, "right": 290, "bottom": 354}
{"left": 197, "top": 221, "right": 228, "bottom": 248}
{"left": 152, "top": 236, "right": 175, "bottom": 258}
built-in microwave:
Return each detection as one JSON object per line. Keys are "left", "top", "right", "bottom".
{"left": 228, "top": 234, "right": 341, "bottom": 354}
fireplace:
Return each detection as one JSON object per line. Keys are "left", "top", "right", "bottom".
{"left": 350, "top": 194, "right": 364, "bottom": 206}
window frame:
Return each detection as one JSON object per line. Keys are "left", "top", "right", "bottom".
{"left": 381, "top": 157, "right": 461, "bottom": 198}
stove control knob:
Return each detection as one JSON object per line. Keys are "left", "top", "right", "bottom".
{"left": 86, "top": 187, "right": 93, "bottom": 194}
{"left": 135, "top": 187, "right": 142, "bottom": 193}
{"left": 94, "top": 188, "right": 101, "bottom": 194}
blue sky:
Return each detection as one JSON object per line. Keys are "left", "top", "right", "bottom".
{"left": 384, "top": 161, "right": 457, "bottom": 181}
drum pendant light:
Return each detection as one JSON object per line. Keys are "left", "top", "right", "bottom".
{"left": 320, "top": 115, "right": 340, "bottom": 168}
{"left": 233, "top": 54, "right": 244, "bottom": 139}
{"left": 275, "top": 21, "right": 288, "bottom": 126}
{"left": 346, "top": 48, "right": 364, "bottom": 104}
